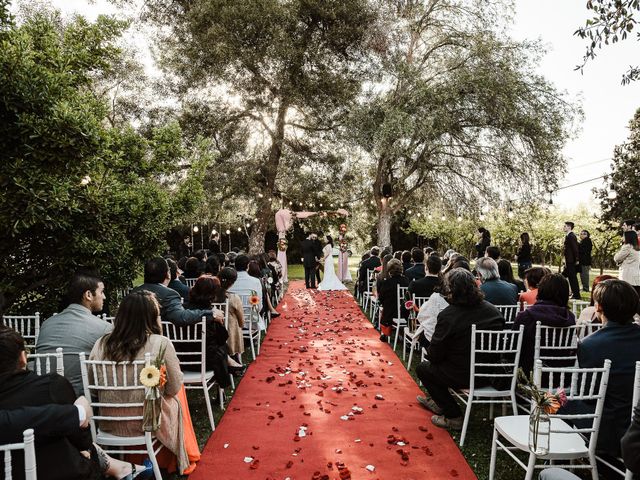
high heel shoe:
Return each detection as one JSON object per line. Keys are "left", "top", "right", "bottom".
{"left": 270, "top": 311, "right": 281, "bottom": 318}
{"left": 122, "top": 459, "right": 153, "bottom": 479}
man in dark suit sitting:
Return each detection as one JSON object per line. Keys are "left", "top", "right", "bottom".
{"left": 405, "top": 249, "right": 426, "bottom": 281}
{"left": 409, "top": 254, "right": 442, "bottom": 298}
{"left": 132, "top": 257, "right": 224, "bottom": 326}
{"left": 358, "top": 246, "right": 381, "bottom": 293}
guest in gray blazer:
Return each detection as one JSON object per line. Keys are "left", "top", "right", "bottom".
{"left": 36, "top": 271, "right": 113, "bottom": 396}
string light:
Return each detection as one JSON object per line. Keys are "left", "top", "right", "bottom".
{"left": 428, "top": 214, "right": 433, "bottom": 220}
{"left": 193, "top": 225, "right": 199, "bottom": 233}
{"left": 237, "top": 227, "right": 242, "bottom": 232}
{"left": 258, "top": 193, "right": 264, "bottom": 198}
{"left": 457, "top": 215, "right": 462, "bottom": 222}
{"left": 225, "top": 229, "right": 231, "bottom": 235}
{"left": 441, "top": 215, "right": 445, "bottom": 221}
{"left": 211, "top": 229, "right": 217, "bottom": 235}
{"left": 408, "top": 209, "right": 412, "bottom": 214}
{"left": 245, "top": 223, "right": 250, "bottom": 228}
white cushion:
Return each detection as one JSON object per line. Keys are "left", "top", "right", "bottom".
{"left": 183, "top": 370, "right": 214, "bottom": 384}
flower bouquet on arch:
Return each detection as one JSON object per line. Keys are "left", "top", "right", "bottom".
{"left": 140, "top": 343, "right": 167, "bottom": 432}
{"left": 277, "top": 237, "right": 288, "bottom": 252}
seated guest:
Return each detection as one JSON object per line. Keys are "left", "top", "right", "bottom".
{"left": 424, "top": 247, "right": 434, "bottom": 256}
{"left": 167, "top": 258, "right": 189, "bottom": 303}
{"left": 36, "top": 271, "right": 112, "bottom": 396}
{"left": 416, "top": 258, "right": 472, "bottom": 349}
{"left": 416, "top": 268, "right": 504, "bottom": 429}
{"left": 409, "top": 254, "right": 442, "bottom": 299}
{"left": 182, "top": 257, "right": 202, "bottom": 280}
{"left": 577, "top": 274, "right": 616, "bottom": 324}
{"left": 405, "top": 249, "right": 426, "bottom": 281}
{"left": 376, "top": 259, "right": 409, "bottom": 342}
{"left": 248, "top": 258, "right": 279, "bottom": 318}
{"left": 218, "top": 267, "right": 246, "bottom": 362}
{"left": 229, "top": 254, "right": 263, "bottom": 307}
{"left": 358, "top": 247, "right": 381, "bottom": 293}
{"left": 513, "top": 273, "right": 576, "bottom": 376}
{"left": 90, "top": 291, "right": 195, "bottom": 474}
{"left": 401, "top": 250, "right": 413, "bottom": 272}
{"left": 0, "top": 403, "right": 88, "bottom": 445}
{"left": 375, "top": 254, "right": 394, "bottom": 295}
{"left": 497, "top": 259, "right": 526, "bottom": 293}
{"left": 0, "top": 326, "right": 149, "bottom": 480}
{"left": 518, "top": 267, "right": 550, "bottom": 306}
{"left": 485, "top": 245, "right": 500, "bottom": 260}
{"left": 133, "top": 257, "right": 224, "bottom": 326}
{"left": 476, "top": 257, "right": 517, "bottom": 305}
{"left": 184, "top": 276, "right": 236, "bottom": 384}
{"left": 393, "top": 250, "right": 402, "bottom": 261}
{"left": 577, "top": 279, "right": 640, "bottom": 456}
{"left": 204, "top": 256, "right": 220, "bottom": 276}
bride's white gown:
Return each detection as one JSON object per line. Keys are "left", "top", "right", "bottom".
{"left": 318, "top": 244, "right": 347, "bottom": 291}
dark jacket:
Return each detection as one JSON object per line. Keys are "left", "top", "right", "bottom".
{"left": 480, "top": 278, "right": 518, "bottom": 305}
{"left": 578, "top": 237, "right": 593, "bottom": 265}
{"left": 132, "top": 283, "right": 211, "bottom": 326}
{"left": 405, "top": 263, "right": 426, "bottom": 281}
{"left": 168, "top": 278, "right": 190, "bottom": 303}
{"left": 516, "top": 243, "right": 532, "bottom": 264}
{"left": 301, "top": 239, "right": 321, "bottom": 268}
{"left": 564, "top": 231, "right": 579, "bottom": 265}
{"left": 408, "top": 275, "right": 440, "bottom": 298}
{"left": 358, "top": 255, "right": 382, "bottom": 289}
{"left": 513, "top": 300, "right": 576, "bottom": 376}
{"left": 622, "top": 405, "right": 640, "bottom": 475}
{"left": 427, "top": 301, "right": 505, "bottom": 385}
{"left": 377, "top": 274, "right": 410, "bottom": 327}
{"left": 0, "top": 371, "right": 96, "bottom": 480}
{"left": 475, "top": 238, "right": 490, "bottom": 258}
{"left": 208, "top": 239, "right": 220, "bottom": 254}
{"left": 578, "top": 320, "right": 640, "bottom": 456}
{"left": 0, "top": 404, "right": 80, "bottom": 444}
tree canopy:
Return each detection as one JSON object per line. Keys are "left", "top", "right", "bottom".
{"left": 0, "top": 6, "right": 206, "bottom": 314}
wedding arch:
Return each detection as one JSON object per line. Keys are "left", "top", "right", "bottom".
{"left": 275, "top": 208, "right": 349, "bottom": 282}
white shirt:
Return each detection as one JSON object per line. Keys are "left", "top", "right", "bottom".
{"left": 416, "top": 293, "right": 449, "bottom": 341}
{"left": 229, "top": 271, "right": 263, "bottom": 304}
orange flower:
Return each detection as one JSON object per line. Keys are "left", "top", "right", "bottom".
{"left": 249, "top": 295, "right": 260, "bottom": 306}
{"left": 159, "top": 365, "right": 167, "bottom": 388}
{"left": 542, "top": 392, "right": 560, "bottom": 414}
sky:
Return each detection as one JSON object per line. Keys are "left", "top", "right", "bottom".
{"left": 41, "top": 0, "right": 640, "bottom": 210}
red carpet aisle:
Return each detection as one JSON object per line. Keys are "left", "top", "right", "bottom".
{"left": 189, "top": 281, "right": 476, "bottom": 480}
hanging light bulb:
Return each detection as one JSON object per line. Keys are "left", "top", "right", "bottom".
{"left": 441, "top": 215, "right": 446, "bottom": 221}
{"left": 245, "top": 223, "right": 250, "bottom": 228}
{"left": 417, "top": 212, "right": 422, "bottom": 217}
{"left": 237, "top": 227, "right": 242, "bottom": 232}
{"left": 193, "top": 225, "right": 199, "bottom": 233}
{"left": 479, "top": 214, "right": 485, "bottom": 222}
{"left": 289, "top": 201, "right": 293, "bottom": 205}
{"left": 258, "top": 193, "right": 264, "bottom": 198}
{"left": 319, "top": 203, "right": 323, "bottom": 207}
{"left": 225, "top": 229, "right": 231, "bottom": 235}
{"left": 457, "top": 215, "right": 462, "bottom": 222}
{"left": 428, "top": 214, "right": 433, "bottom": 220}
{"left": 212, "top": 229, "right": 217, "bottom": 235}
{"left": 408, "top": 209, "right": 412, "bottom": 214}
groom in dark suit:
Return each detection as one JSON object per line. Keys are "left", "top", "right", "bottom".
{"left": 562, "top": 221, "right": 582, "bottom": 300}
{"left": 302, "top": 233, "right": 321, "bottom": 289}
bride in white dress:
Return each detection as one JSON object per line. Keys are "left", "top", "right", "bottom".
{"left": 317, "top": 235, "right": 348, "bottom": 291}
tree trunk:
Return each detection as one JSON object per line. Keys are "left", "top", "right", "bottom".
{"left": 377, "top": 204, "right": 393, "bottom": 250}
{"left": 248, "top": 99, "right": 288, "bottom": 255}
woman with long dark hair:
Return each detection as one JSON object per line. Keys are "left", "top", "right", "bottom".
{"left": 614, "top": 230, "right": 640, "bottom": 297}
{"left": 90, "top": 291, "right": 194, "bottom": 474}
{"left": 515, "top": 232, "right": 532, "bottom": 279}
{"left": 475, "top": 227, "right": 491, "bottom": 258}
{"left": 217, "top": 267, "right": 246, "bottom": 361}
{"left": 377, "top": 259, "right": 409, "bottom": 342}
{"left": 497, "top": 259, "right": 526, "bottom": 293}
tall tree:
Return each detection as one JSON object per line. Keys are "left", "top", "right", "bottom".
{"left": 132, "top": 0, "right": 375, "bottom": 253}
{"left": 348, "top": 0, "right": 576, "bottom": 248}
{"left": 0, "top": 7, "right": 206, "bottom": 314}
{"left": 595, "top": 108, "right": 640, "bottom": 222}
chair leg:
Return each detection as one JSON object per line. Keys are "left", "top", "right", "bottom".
{"left": 489, "top": 425, "right": 499, "bottom": 480}
{"left": 202, "top": 385, "right": 216, "bottom": 431}
{"left": 249, "top": 333, "right": 256, "bottom": 360}
{"left": 459, "top": 398, "right": 473, "bottom": 447}
{"left": 256, "top": 330, "right": 261, "bottom": 355}
{"left": 511, "top": 393, "right": 518, "bottom": 416}
{"left": 489, "top": 402, "right": 494, "bottom": 420}
{"left": 524, "top": 453, "right": 537, "bottom": 480}
{"left": 588, "top": 452, "right": 599, "bottom": 480}
{"left": 145, "top": 434, "right": 163, "bottom": 480}
{"left": 393, "top": 324, "right": 400, "bottom": 349}
{"left": 407, "top": 347, "right": 414, "bottom": 371}
{"left": 218, "top": 386, "right": 225, "bottom": 410}
{"left": 402, "top": 336, "right": 407, "bottom": 360}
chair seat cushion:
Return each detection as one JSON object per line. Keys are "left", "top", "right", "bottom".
{"left": 494, "top": 415, "right": 588, "bottom": 457}
{"left": 96, "top": 430, "right": 147, "bottom": 446}
{"left": 183, "top": 370, "right": 214, "bottom": 384}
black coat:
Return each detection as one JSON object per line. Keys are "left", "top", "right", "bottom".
{"left": 301, "top": 239, "right": 321, "bottom": 268}
{"left": 516, "top": 243, "right": 532, "bottom": 263}
{"left": 0, "top": 371, "right": 97, "bottom": 480}
{"left": 578, "top": 237, "right": 593, "bottom": 265}
{"left": 405, "top": 263, "right": 426, "bottom": 281}
{"left": 377, "top": 274, "right": 410, "bottom": 327}
{"left": 426, "top": 301, "right": 505, "bottom": 386}
{"left": 564, "top": 232, "right": 579, "bottom": 265}
{"left": 408, "top": 275, "right": 440, "bottom": 298}
{"left": 0, "top": 404, "right": 80, "bottom": 444}
{"left": 358, "top": 255, "right": 382, "bottom": 288}
{"left": 622, "top": 405, "right": 640, "bottom": 475}
{"left": 132, "top": 283, "right": 212, "bottom": 326}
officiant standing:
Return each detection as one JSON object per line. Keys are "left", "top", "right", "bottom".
{"left": 302, "top": 233, "right": 322, "bottom": 289}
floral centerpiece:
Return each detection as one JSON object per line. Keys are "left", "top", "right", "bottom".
{"left": 140, "top": 343, "right": 167, "bottom": 432}
{"left": 517, "top": 368, "right": 568, "bottom": 455}
{"left": 277, "top": 237, "right": 288, "bottom": 252}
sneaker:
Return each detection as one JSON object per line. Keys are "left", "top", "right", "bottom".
{"left": 416, "top": 395, "right": 443, "bottom": 415}
{"left": 431, "top": 414, "right": 463, "bottom": 430}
